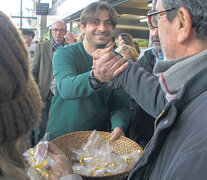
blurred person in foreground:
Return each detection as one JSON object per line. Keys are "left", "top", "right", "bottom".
{"left": 129, "top": 2, "right": 164, "bottom": 148}
{"left": 31, "top": 21, "right": 67, "bottom": 145}
{"left": 0, "top": 11, "right": 74, "bottom": 180}
{"left": 46, "top": 1, "right": 131, "bottom": 141}
{"left": 90, "top": 0, "right": 207, "bottom": 179}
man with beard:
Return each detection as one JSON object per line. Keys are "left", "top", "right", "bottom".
{"left": 129, "top": 4, "right": 164, "bottom": 147}
{"left": 46, "top": 1, "right": 131, "bottom": 141}
{"left": 31, "top": 20, "right": 67, "bottom": 145}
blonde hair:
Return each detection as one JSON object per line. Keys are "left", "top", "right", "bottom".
{"left": 115, "top": 44, "right": 139, "bottom": 62}
{"left": 77, "top": 33, "right": 85, "bottom": 42}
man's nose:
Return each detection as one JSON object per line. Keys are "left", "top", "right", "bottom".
{"left": 98, "top": 22, "right": 106, "bottom": 31}
{"left": 151, "top": 27, "right": 158, "bottom": 36}
{"left": 56, "top": 30, "right": 61, "bottom": 34}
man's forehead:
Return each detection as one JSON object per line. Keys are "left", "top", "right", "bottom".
{"left": 94, "top": 9, "right": 110, "bottom": 19}
{"left": 52, "top": 22, "right": 66, "bottom": 28}
{"left": 90, "top": 17, "right": 111, "bottom": 22}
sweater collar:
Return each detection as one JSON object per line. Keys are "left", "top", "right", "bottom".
{"left": 52, "top": 38, "right": 66, "bottom": 51}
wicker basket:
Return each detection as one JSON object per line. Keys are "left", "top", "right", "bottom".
{"left": 51, "top": 131, "right": 142, "bottom": 180}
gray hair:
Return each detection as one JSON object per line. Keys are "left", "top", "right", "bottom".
{"left": 161, "top": 0, "right": 207, "bottom": 39}
{"left": 52, "top": 20, "right": 67, "bottom": 30}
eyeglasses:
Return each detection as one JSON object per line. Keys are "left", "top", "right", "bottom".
{"left": 147, "top": 8, "right": 175, "bottom": 28}
{"left": 52, "top": 28, "right": 66, "bottom": 33}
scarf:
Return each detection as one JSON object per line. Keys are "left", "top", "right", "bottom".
{"left": 153, "top": 49, "right": 207, "bottom": 101}
{"left": 52, "top": 38, "right": 65, "bottom": 52}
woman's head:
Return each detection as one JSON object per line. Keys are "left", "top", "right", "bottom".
{"left": 115, "top": 44, "right": 139, "bottom": 62}
{"left": 117, "top": 33, "right": 136, "bottom": 48}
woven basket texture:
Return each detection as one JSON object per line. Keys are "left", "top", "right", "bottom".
{"left": 51, "top": 131, "right": 142, "bottom": 180}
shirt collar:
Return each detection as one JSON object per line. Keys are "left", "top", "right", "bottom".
{"left": 151, "top": 48, "right": 164, "bottom": 62}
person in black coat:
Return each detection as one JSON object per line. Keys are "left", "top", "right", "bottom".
{"left": 128, "top": 18, "right": 163, "bottom": 148}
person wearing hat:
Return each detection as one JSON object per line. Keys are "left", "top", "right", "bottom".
{"left": 0, "top": 11, "right": 75, "bottom": 180}
{"left": 21, "top": 28, "right": 36, "bottom": 61}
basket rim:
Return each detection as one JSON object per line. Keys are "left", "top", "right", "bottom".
{"left": 51, "top": 130, "right": 142, "bottom": 178}
{"left": 51, "top": 130, "right": 142, "bottom": 147}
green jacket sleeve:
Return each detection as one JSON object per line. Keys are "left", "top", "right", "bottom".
{"left": 53, "top": 46, "right": 99, "bottom": 100}
{"left": 109, "top": 89, "right": 131, "bottom": 132}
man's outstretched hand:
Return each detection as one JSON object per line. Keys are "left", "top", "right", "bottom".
{"left": 92, "top": 46, "right": 129, "bottom": 82}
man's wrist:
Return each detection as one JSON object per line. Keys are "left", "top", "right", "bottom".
{"left": 88, "top": 70, "right": 103, "bottom": 90}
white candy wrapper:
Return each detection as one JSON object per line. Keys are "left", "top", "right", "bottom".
{"left": 23, "top": 133, "right": 56, "bottom": 179}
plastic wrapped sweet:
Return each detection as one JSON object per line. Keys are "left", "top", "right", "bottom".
{"left": 71, "top": 130, "right": 143, "bottom": 176}
{"left": 23, "top": 133, "right": 56, "bottom": 179}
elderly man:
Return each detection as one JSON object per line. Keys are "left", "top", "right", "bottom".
{"left": 90, "top": 0, "right": 207, "bottom": 179}
{"left": 31, "top": 20, "right": 67, "bottom": 145}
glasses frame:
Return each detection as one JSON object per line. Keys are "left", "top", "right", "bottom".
{"left": 52, "top": 28, "right": 67, "bottom": 33}
{"left": 147, "top": 8, "right": 175, "bottom": 28}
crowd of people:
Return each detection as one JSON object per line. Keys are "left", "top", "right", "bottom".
{"left": 0, "top": 0, "right": 207, "bottom": 179}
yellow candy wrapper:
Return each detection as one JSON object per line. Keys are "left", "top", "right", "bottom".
{"left": 23, "top": 133, "right": 56, "bottom": 179}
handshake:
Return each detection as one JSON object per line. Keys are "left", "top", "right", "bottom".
{"left": 92, "top": 46, "right": 129, "bottom": 83}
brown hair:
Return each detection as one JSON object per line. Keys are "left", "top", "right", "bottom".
{"left": 0, "top": 11, "right": 41, "bottom": 179}
{"left": 118, "top": 33, "right": 136, "bottom": 49}
{"left": 80, "top": 1, "right": 118, "bottom": 29}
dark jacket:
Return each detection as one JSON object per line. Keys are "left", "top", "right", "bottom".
{"left": 129, "top": 49, "right": 156, "bottom": 147}
{"left": 108, "top": 62, "right": 207, "bottom": 180}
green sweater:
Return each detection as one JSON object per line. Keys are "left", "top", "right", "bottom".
{"left": 46, "top": 42, "right": 131, "bottom": 140}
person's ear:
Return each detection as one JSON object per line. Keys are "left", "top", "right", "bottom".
{"left": 176, "top": 7, "right": 192, "bottom": 43}
{"left": 80, "top": 24, "right": 86, "bottom": 34}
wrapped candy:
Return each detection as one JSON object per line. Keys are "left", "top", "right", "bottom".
{"left": 71, "top": 130, "right": 143, "bottom": 176}
{"left": 23, "top": 133, "right": 56, "bottom": 179}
